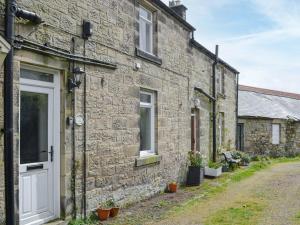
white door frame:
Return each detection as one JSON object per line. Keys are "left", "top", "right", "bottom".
{"left": 19, "top": 64, "right": 61, "bottom": 224}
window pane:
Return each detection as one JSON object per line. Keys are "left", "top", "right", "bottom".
{"left": 145, "top": 22, "right": 152, "bottom": 53}
{"left": 20, "top": 91, "right": 48, "bottom": 164}
{"left": 139, "top": 19, "right": 146, "bottom": 51}
{"left": 140, "top": 93, "right": 151, "bottom": 103}
{"left": 140, "top": 7, "right": 151, "bottom": 21}
{"left": 140, "top": 107, "right": 152, "bottom": 151}
{"left": 21, "top": 69, "right": 54, "bottom": 82}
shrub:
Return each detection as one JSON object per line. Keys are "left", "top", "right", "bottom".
{"left": 188, "top": 151, "right": 205, "bottom": 167}
{"left": 241, "top": 153, "right": 251, "bottom": 164}
{"left": 208, "top": 161, "right": 222, "bottom": 169}
{"left": 231, "top": 151, "right": 251, "bottom": 164}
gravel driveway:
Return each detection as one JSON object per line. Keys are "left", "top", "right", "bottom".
{"left": 149, "top": 161, "right": 300, "bottom": 225}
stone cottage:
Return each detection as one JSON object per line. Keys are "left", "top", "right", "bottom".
{"left": 0, "top": 0, "right": 239, "bottom": 224}
{"left": 238, "top": 85, "right": 300, "bottom": 157}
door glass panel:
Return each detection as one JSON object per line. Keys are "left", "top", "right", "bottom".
{"left": 20, "top": 91, "right": 48, "bottom": 164}
{"left": 140, "top": 107, "right": 151, "bottom": 151}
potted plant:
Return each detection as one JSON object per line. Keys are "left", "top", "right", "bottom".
{"left": 97, "top": 200, "right": 113, "bottom": 221}
{"left": 168, "top": 182, "right": 177, "bottom": 193}
{"left": 222, "top": 161, "right": 230, "bottom": 172}
{"left": 107, "top": 199, "right": 120, "bottom": 218}
{"left": 240, "top": 153, "right": 251, "bottom": 166}
{"left": 205, "top": 161, "right": 222, "bottom": 177}
{"left": 232, "top": 150, "right": 251, "bottom": 166}
{"left": 186, "top": 151, "right": 205, "bottom": 186}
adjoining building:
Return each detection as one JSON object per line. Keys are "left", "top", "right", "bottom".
{"left": 238, "top": 85, "right": 300, "bottom": 157}
{"left": 0, "top": 0, "right": 239, "bottom": 224}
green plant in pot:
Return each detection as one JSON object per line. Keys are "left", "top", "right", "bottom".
{"left": 232, "top": 150, "right": 251, "bottom": 166}
{"left": 106, "top": 199, "right": 120, "bottom": 218}
{"left": 221, "top": 161, "right": 230, "bottom": 172}
{"left": 241, "top": 153, "right": 251, "bottom": 166}
{"left": 205, "top": 161, "right": 223, "bottom": 177}
{"left": 186, "top": 151, "right": 205, "bottom": 186}
{"left": 97, "top": 200, "right": 112, "bottom": 221}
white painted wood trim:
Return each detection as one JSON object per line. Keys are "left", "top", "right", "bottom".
{"left": 140, "top": 90, "right": 155, "bottom": 155}
{"left": 19, "top": 64, "right": 61, "bottom": 222}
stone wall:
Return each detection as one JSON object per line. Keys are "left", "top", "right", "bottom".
{"left": 0, "top": 0, "right": 238, "bottom": 222}
{"left": 238, "top": 117, "right": 300, "bottom": 157}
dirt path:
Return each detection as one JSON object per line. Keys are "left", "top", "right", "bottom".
{"left": 148, "top": 161, "right": 300, "bottom": 225}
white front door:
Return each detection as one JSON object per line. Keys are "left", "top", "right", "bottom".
{"left": 19, "top": 67, "right": 60, "bottom": 225}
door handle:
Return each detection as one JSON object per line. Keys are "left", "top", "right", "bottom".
{"left": 49, "top": 146, "right": 54, "bottom": 162}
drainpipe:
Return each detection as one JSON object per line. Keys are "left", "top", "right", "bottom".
{"left": 3, "top": 3, "right": 42, "bottom": 224}
{"left": 235, "top": 73, "right": 240, "bottom": 149}
{"left": 212, "top": 45, "right": 218, "bottom": 162}
{"left": 83, "top": 39, "right": 87, "bottom": 220}
{"left": 70, "top": 37, "right": 77, "bottom": 219}
{"left": 4, "top": 0, "right": 16, "bottom": 224}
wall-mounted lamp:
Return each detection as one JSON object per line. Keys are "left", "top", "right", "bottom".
{"left": 193, "top": 97, "right": 201, "bottom": 109}
{"left": 68, "top": 67, "right": 85, "bottom": 92}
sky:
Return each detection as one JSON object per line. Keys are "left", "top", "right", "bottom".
{"left": 162, "top": 0, "right": 300, "bottom": 94}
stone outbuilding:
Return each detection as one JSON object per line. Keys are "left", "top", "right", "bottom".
{"left": 238, "top": 85, "right": 300, "bottom": 157}
{"left": 0, "top": 0, "right": 239, "bottom": 224}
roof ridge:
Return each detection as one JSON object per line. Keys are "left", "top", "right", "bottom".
{"left": 239, "top": 85, "right": 300, "bottom": 100}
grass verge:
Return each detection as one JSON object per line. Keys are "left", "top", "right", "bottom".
{"left": 69, "top": 157, "right": 300, "bottom": 225}
{"left": 165, "top": 160, "right": 271, "bottom": 217}
{"left": 205, "top": 198, "right": 266, "bottom": 225}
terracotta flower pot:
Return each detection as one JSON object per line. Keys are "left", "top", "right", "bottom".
{"left": 97, "top": 208, "right": 111, "bottom": 221}
{"left": 110, "top": 207, "right": 120, "bottom": 217}
{"left": 168, "top": 183, "right": 177, "bottom": 193}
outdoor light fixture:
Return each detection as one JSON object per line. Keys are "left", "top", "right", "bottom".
{"left": 68, "top": 67, "right": 85, "bottom": 92}
{"left": 193, "top": 97, "right": 201, "bottom": 109}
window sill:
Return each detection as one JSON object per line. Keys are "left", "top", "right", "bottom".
{"left": 136, "top": 48, "right": 162, "bottom": 65}
{"left": 135, "top": 154, "right": 162, "bottom": 167}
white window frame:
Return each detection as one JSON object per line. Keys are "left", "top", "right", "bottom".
{"left": 140, "top": 90, "right": 155, "bottom": 157}
{"left": 139, "top": 6, "right": 153, "bottom": 54}
{"left": 272, "top": 124, "right": 280, "bottom": 145}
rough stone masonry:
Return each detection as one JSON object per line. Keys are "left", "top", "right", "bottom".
{"left": 0, "top": 0, "right": 238, "bottom": 223}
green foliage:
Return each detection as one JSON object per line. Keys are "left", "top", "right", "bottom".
{"left": 188, "top": 151, "right": 204, "bottom": 167}
{"left": 154, "top": 200, "right": 169, "bottom": 208}
{"left": 68, "top": 213, "right": 98, "bottom": 225}
{"left": 208, "top": 161, "right": 222, "bottom": 169}
{"left": 231, "top": 161, "right": 269, "bottom": 182}
{"left": 231, "top": 151, "right": 251, "bottom": 164}
{"left": 166, "top": 161, "right": 272, "bottom": 217}
{"left": 205, "top": 200, "right": 265, "bottom": 225}
{"left": 241, "top": 154, "right": 251, "bottom": 164}
{"left": 251, "top": 155, "right": 271, "bottom": 162}
{"left": 229, "top": 163, "right": 239, "bottom": 171}
{"left": 100, "top": 198, "right": 117, "bottom": 208}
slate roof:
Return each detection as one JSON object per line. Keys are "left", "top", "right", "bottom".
{"left": 238, "top": 85, "right": 300, "bottom": 120}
